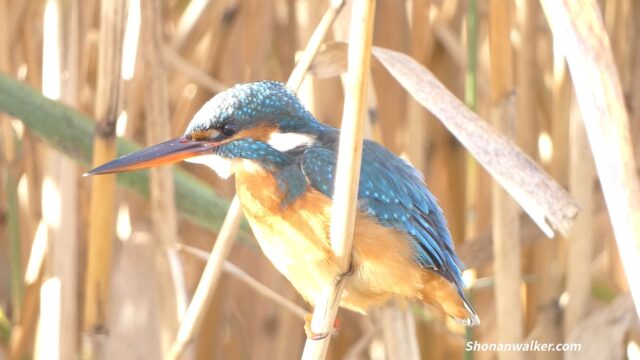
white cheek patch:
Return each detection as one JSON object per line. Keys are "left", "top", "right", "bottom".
{"left": 185, "top": 155, "right": 264, "bottom": 179}
{"left": 267, "top": 132, "right": 316, "bottom": 152}
{"left": 185, "top": 155, "right": 234, "bottom": 179}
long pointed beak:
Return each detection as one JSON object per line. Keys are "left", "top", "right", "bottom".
{"left": 84, "top": 137, "right": 211, "bottom": 176}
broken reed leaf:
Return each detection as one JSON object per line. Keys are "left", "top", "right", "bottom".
{"left": 373, "top": 47, "right": 580, "bottom": 236}
{"left": 308, "top": 42, "right": 349, "bottom": 79}
{"left": 311, "top": 43, "right": 579, "bottom": 237}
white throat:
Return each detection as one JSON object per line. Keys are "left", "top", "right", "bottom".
{"left": 185, "top": 155, "right": 264, "bottom": 179}
{"left": 185, "top": 155, "right": 235, "bottom": 179}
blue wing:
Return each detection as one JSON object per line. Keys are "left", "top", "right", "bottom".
{"left": 301, "top": 142, "right": 465, "bottom": 287}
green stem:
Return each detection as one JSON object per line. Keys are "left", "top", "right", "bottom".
{"left": 6, "top": 170, "right": 23, "bottom": 320}
{"left": 0, "top": 73, "right": 252, "bottom": 242}
{"left": 0, "top": 306, "right": 9, "bottom": 344}
{"left": 465, "top": 0, "right": 478, "bottom": 112}
{"left": 464, "top": 2, "right": 478, "bottom": 359}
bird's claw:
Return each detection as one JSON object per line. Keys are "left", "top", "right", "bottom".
{"left": 303, "top": 261, "right": 351, "bottom": 340}
{"left": 336, "top": 259, "right": 355, "bottom": 285}
{"left": 304, "top": 314, "right": 340, "bottom": 340}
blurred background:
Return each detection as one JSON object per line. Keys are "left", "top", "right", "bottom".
{"left": 0, "top": 0, "right": 639, "bottom": 359}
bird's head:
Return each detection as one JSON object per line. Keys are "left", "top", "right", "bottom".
{"left": 86, "top": 81, "right": 324, "bottom": 178}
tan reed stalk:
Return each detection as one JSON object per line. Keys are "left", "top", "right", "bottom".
{"left": 540, "top": 0, "right": 640, "bottom": 322}
{"left": 140, "top": 0, "right": 188, "bottom": 354}
{"left": 53, "top": 1, "right": 80, "bottom": 358}
{"left": 301, "top": 0, "right": 376, "bottom": 359}
{"left": 514, "top": 0, "right": 542, "bottom": 335}
{"left": 533, "top": 23, "right": 567, "bottom": 355}
{"left": 488, "top": 2, "right": 524, "bottom": 360}
{"left": 515, "top": 0, "right": 538, "bottom": 157}
{"left": 83, "top": 0, "right": 126, "bottom": 358}
{"left": 564, "top": 99, "right": 595, "bottom": 336}
{"left": 8, "top": 259, "right": 44, "bottom": 359}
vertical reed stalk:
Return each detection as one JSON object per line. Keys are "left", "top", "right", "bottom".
{"left": 5, "top": 160, "right": 21, "bottom": 319}
{"left": 515, "top": 0, "right": 538, "bottom": 156}
{"left": 465, "top": 0, "right": 478, "bottom": 113}
{"left": 54, "top": 1, "right": 80, "bottom": 358}
{"left": 540, "top": 0, "right": 640, "bottom": 321}
{"left": 405, "top": 0, "right": 430, "bottom": 175}
{"left": 533, "top": 22, "right": 566, "bottom": 355}
{"left": 633, "top": 3, "right": 640, "bottom": 162}
{"left": 603, "top": 0, "right": 633, "bottom": 296}
{"left": 396, "top": 1, "right": 430, "bottom": 359}
{"left": 140, "top": 0, "right": 185, "bottom": 354}
{"left": 301, "top": 0, "right": 375, "bottom": 359}
{"left": 488, "top": 2, "right": 523, "bottom": 360}
{"left": 379, "top": 306, "right": 420, "bottom": 360}
{"left": 37, "top": 0, "right": 81, "bottom": 358}
{"left": 564, "top": 100, "right": 594, "bottom": 336}
{"left": 8, "top": 264, "right": 44, "bottom": 359}
{"left": 464, "top": 2, "right": 478, "bottom": 359}
{"left": 83, "top": 0, "right": 126, "bottom": 358}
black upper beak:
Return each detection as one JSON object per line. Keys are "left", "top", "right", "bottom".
{"left": 84, "top": 137, "right": 212, "bottom": 176}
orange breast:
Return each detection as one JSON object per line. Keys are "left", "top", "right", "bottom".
{"left": 235, "top": 168, "right": 469, "bottom": 318}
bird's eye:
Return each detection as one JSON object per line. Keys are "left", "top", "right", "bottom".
{"left": 221, "top": 123, "right": 238, "bottom": 137}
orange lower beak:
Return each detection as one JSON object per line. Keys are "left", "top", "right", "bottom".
{"left": 84, "top": 137, "right": 212, "bottom": 176}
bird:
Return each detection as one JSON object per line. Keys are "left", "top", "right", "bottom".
{"left": 86, "top": 80, "right": 479, "bottom": 336}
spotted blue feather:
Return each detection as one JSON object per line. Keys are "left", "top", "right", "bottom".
{"left": 301, "top": 142, "right": 465, "bottom": 287}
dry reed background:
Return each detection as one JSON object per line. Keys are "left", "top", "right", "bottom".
{"left": 0, "top": 0, "right": 639, "bottom": 359}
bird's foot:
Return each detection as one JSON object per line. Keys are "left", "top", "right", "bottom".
{"left": 335, "top": 259, "right": 355, "bottom": 286}
{"left": 304, "top": 314, "right": 340, "bottom": 340}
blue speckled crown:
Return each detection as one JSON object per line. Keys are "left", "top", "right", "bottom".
{"left": 186, "top": 81, "right": 321, "bottom": 135}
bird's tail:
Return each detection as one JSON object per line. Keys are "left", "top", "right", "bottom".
{"left": 455, "top": 296, "right": 480, "bottom": 327}
{"left": 419, "top": 271, "right": 480, "bottom": 326}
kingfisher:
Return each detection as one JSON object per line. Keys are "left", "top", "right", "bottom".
{"left": 87, "top": 81, "right": 479, "bottom": 335}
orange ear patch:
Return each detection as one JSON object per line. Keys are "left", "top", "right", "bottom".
{"left": 189, "top": 129, "right": 217, "bottom": 141}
